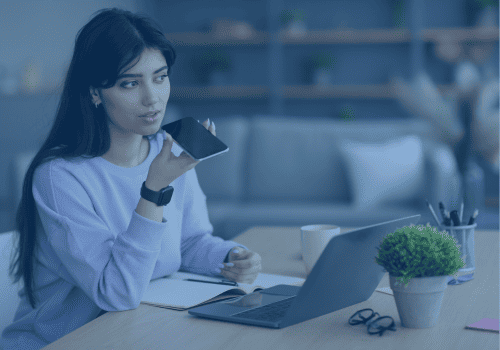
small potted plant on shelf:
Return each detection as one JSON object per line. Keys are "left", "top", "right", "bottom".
{"left": 392, "top": 0, "right": 406, "bottom": 28}
{"left": 374, "top": 223, "right": 465, "bottom": 328}
{"left": 280, "top": 9, "right": 307, "bottom": 38}
{"left": 191, "top": 49, "right": 233, "bottom": 86}
{"left": 303, "top": 52, "right": 336, "bottom": 88}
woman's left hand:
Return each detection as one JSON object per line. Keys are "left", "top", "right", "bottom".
{"left": 221, "top": 248, "right": 262, "bottom": 284}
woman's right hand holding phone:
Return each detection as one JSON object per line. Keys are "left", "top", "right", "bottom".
{"left": 146, "top": 118, "right": 215, "bottom": 190}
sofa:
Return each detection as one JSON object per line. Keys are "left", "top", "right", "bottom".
{"left": 11, "top": 115, "right": 461, "bottom": 241}
{"left": 195, "top": 115, "right": 461, "bottom": 240}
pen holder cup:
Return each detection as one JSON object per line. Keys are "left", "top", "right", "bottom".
{"left": 440, "top": 223, "right": 477, "bottom": 273}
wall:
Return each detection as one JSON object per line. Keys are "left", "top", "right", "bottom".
{"left": 0, "top": 0, "right": 140, "bottom": 231}
{"left": 0, "top": 0, "right": 498, "bottom": 231}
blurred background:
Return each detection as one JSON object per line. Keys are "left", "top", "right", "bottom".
{"left": 0, "top": 0, "right": 498, "bottom": 239}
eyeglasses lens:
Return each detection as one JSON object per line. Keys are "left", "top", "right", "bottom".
{"left": 358, "top": 310, "right": 373, "bottom": 321}
{"left": 371, "top": 317, "right": 393, "bottom": 329}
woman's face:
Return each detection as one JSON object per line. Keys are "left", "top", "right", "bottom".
{"left": 91, "top": 48, "right": 170, "bottom": 136}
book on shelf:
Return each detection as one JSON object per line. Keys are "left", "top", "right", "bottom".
{"left": 141, "top": 270, "right": 306, "bottom": 311}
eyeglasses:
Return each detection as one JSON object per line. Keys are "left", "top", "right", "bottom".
{"left": 348, "top": 308, "right": 397, "bottom": 337}
{"left": 448, "top": 273, "right": 474, "bottom": 285}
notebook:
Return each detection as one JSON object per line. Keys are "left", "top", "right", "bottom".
{"left": 465, "top": 318, "right": 499, "bottom": 333}
{"left": 141, "top": 271, "right": 305, "bottom": 311}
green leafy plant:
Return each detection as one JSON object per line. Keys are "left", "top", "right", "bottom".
{"left": 279, "top": 9, "right": 306, "bottom": 26}
{"left": 477, "top": 0, "right": 499, "bottom": 8}
{"left": 191, "top": 49, "right": 233, "bottom": 84}
{"left": 300, "top": 52, "right": 336, "bottom": 84}
{"left": 310, "top": 52, "right": 337, "bottom": 70}
{"left": 375, "top": 223, "right": 465, "bottom": 287}
{"left": 340, "top": 105, "right": 355, "bottom": 122}
{"left": 392, "top": 0, "right": 406, "bottom": 28}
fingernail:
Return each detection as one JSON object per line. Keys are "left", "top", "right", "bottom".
{"left": 207, "top": 118, "right": 210, "bottom": 125}
{"left": 211, "top": 121, "right": 215, "bottom": 130}
{"left": 225, "top": 263, "right": 234, "bottom": 267}
{"left": 216, "top": 268, "right": 222, "bottom": 273}
{"left": 233, "top": 249, "right": 239, "bottom": 254}
{"left": 218, "top": 263, "right": 225, "bottom": 269}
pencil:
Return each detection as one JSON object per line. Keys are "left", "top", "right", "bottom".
{"left": 426, "top": 200, "right": 442, "bottom": 227}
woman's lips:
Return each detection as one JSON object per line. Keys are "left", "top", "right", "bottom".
{"left": 140, "top": 110, "right": 160, "bottom": 118}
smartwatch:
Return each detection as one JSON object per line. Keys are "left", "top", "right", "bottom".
{"left": 140, "top": 181, "right": 174, "bottom": 206}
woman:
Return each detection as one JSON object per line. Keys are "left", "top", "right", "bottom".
{"left": 1, "top": 8, "right": 261, "bottom": 350}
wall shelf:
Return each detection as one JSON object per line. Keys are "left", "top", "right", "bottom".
{"left": 168, "top": 84, "right": 454, "bottom": 101}
{"left": 166, "top": 27, "right": 499, "bottom": 46}
{"left": 171, "top": 85, "right": 269, "bottom": 100}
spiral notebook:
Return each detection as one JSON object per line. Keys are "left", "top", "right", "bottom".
{"left": 141, "top": 271, "right": 306, "bottom": 311}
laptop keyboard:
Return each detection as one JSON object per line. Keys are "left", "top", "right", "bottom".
{"left": 231, "top": 296, "right": 295, "bottom": 323}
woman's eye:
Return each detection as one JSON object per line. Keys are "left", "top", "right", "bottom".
{"left": 121, "top": 81, "right": 137, "bottom": 88}
{"left": 121, "top": 74, "right": 169, "bottom": 88}
{"left": 158, "top": 74, "right": 168, "bottom": 81}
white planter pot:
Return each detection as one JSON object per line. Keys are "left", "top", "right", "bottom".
{"left": 389, "top": 274, "right": 449, "bottom": 328}
{"left": 286, "top": 20, "right": 307, "bottom": 38}
{"left": 313, "top": 69, "right": 332, "bottom": 87}
{"left": 210, "top": 71, "right": 230, "bottom": 86}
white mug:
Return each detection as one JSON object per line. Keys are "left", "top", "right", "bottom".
{"left": 301, "top": 224, "right": 341, "bottom": 275}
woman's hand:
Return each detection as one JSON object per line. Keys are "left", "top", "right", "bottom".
{"left": 145, "top": 118, "right": 215, "bottom": 190}
{"left": 221, "top": 248, "right": 262, "bottom": 284}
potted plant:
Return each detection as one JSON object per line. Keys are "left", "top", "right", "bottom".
{"left": 303, "top": 52, "right": 336, "bottom": 87}
{"left": 475, "top": 0, "right": 499, "bottom": 27}
{"left": 392, "top": 0, "right": 406, "bottom": 28}
{"left": 280, "top": 9, "right": 307, "bottom": 38}
{"left": 374, "top": 223, "right": 466, "bottom": 328}
{"left": 191, "top": 49, "right": 233, "bottom": 86}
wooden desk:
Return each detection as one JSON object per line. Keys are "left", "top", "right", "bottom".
{"left": 43, "top": 227, "right": 499, "bottom": 350}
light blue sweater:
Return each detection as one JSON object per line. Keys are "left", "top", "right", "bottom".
{"left": 0, "top": 131, "right": 246, "bottom": 349}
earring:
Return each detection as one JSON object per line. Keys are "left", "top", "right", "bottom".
{"left": 94, "top": 102, "right": 99, "bottom": 108}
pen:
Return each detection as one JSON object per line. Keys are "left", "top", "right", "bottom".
{"left": 438, "top": 202, "right": 447, "bottom": 223}
{"left": 184, "top": 279, "right": 238, "bottom": 286}
{"left": 450, "top": 210, "right": 461, "bottom": 226}
{"left": 426, "top": 200, "right": 442, "bottom": 227}
{"left": 443, "top": 210, "right": 452, "bottom": 226}
{"left": 468, "top": 209, "right": 479, "bottom": 225}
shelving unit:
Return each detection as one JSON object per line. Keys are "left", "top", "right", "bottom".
{"left": 166, "top": 26, "right": 497, "bottom": 103}
{"left": 170, "top": 83, "right": 458, "bottom": 101}
{"left": 167, "top": 27, "right": 499, "bottom": 46}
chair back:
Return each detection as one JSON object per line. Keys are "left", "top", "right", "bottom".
{"left": 0, "top": 230, "right": 23, "bottom": 336}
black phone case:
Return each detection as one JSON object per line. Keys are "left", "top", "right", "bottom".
{"left": 161, "top": 117, "right": 229, "bottom": 161}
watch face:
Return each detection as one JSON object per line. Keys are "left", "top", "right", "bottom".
{"left": 159, "top": 186, "right": 174, "bottom": 205}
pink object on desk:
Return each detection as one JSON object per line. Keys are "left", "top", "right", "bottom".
{"left": 465, "top": 318, "right": 499, "bottom": 333}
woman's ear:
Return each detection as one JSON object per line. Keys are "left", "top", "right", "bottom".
{"left": 89, "top": 86, "right": 101, "bottom": 104}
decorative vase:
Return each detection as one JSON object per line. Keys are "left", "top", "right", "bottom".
{"left": 389, "top": 274, "right": 449, "bottom": 328}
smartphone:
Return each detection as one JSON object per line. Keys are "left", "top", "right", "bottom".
{"left": 161, "top": 117, "right": 229, "bottom": 161}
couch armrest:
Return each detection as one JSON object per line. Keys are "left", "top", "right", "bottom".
{"left": 422, "top": 140, "right": 461, "bottom": 210}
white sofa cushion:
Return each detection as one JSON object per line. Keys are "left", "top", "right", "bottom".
{"left": 339, "top": 135, "right": 425, "bottom": 208}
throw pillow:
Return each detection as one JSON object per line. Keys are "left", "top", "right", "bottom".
{"left": 339, "top": 135, "right": 424, "bottom": 208}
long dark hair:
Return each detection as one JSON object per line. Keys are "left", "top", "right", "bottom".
{"left": 9, "top": 7, "right": 176, "bottom": 310}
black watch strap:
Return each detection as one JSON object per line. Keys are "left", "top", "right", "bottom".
{"left": 140, "top": 181, "right": 174, "bottom": 206}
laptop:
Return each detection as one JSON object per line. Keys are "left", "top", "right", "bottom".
{"left": 188, "top": 214, "right": 421, "bottom": 329}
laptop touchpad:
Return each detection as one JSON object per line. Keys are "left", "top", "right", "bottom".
{"left": 222, "top": 292, "right": 289, "bottom": 309}
{"left": 259, "top": 284, "right": 301, "bottom": 296}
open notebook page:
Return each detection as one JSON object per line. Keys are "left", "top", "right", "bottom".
{"left": 141, "top": 271, "right": 305, "bottom": 310}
